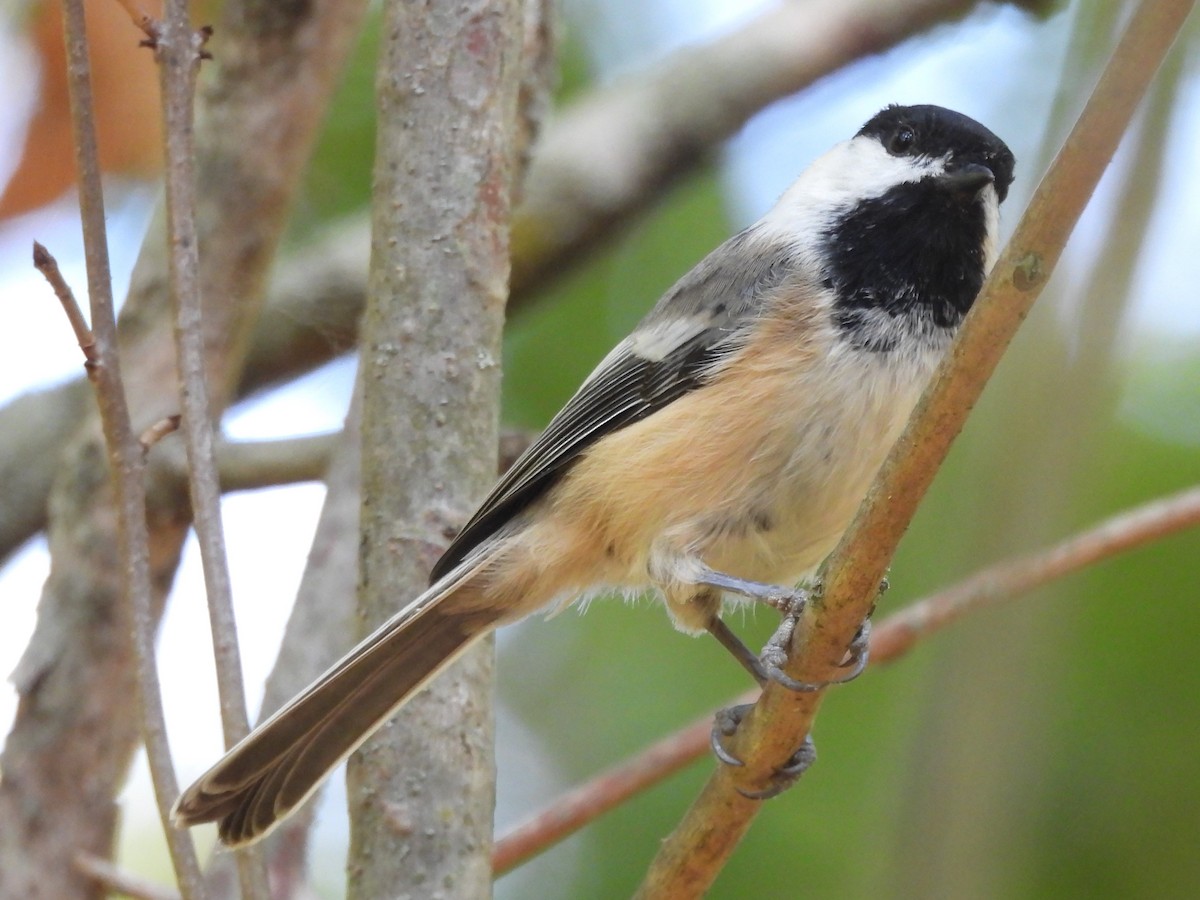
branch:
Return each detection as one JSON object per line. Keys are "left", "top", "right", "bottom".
{"left": 161, "top": 426, "right": 527, "bottom": 496}
{"left": 492, "top": 687, "right": 753, "bottom": 877}
{"left": 345, "top": 0, "right": 522, "bottom": 892}
{"left": 212, "top": 433, "right": 338, "bottom": 490}
{"left": 493, "top": 483, "right": 1200, "bottom": 874}
{"left": 636, "top": 0, "right": 1197, "bottom": 894}
{"left": 62, "top": 0, "right": 206, "bottom": 883}
{"left": 0, "top": 0, "right": 1037, "bottom": 564}
{"left": 0, "top": 1, "right": 369, "bottom": 895}
{"left": 75, "top": 854, "right": 182, "bottom": 900}
{"left": 32, "top": 241, "right": 99, "bottom": 368}
{"left": 22, "top": 2, "right": 206, "bottom": 892}
{"left": 870, "top": 484, "right": 1200, "bottom": 660}
{"left": 153, "top": 2, "right": 269, "bottom": 895}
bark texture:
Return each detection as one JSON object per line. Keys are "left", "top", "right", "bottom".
{"left": 346, "top": 1, "right": 523, "bottom": 896}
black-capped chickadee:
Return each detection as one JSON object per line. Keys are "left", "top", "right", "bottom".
{"left": 174, "top": 104, "right": 1015, "bottom": 845}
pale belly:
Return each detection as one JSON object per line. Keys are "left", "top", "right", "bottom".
{"left": 547, "top": 343, "right": 935, "bottom": 595}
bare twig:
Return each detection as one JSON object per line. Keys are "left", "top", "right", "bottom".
{"left": 153, "top": 4, "right": 268, "bottom": 895}
{"left": 32, "top": 241, "right": 99, "bottom": 368}
{"left": 492, "top": 688, "right": 752, "bottom": 877}
{"left": 155, "top": 0, "right": 250, "bottom": 792}
{"left": 75, "top": 853, "right": 182, "bottom": 900}
{"left": 870, "top": 484, "right": 1200, "bottom": 661}
{"left": 493, "top": 483, "right": 1200, "bottom": 874}
{"left": 636, "top": 1, "right": 1196, "bottom": 894}
{"left": 111, "top": 0, "right": 160, "bottom": 42}
{"left": 140, "top": 414, "right": 182, "bottom": 451}
{"left": 55, "top": 0, "right": 206, "bottom": 894}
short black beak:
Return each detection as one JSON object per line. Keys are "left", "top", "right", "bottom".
{"left": 939, "top": 162, "right": 995, "bottom": 196}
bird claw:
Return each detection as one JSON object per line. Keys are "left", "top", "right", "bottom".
{"left": 709, "top": 703, "right": 816, "bottom": 798}
{"left": 706, "top": 602, "right": 873, "bottom": 797}
{"left": 710, "top": 704, "right": 748, "bottom": 767}
{"left": 761, "top": 617, "right": 872, "bottom": 692}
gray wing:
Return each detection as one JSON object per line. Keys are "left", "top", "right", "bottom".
{"left": 429, "top": 226, "right": 800, "bottom": 582}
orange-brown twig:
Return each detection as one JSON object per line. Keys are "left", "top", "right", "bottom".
{"left": 493, "top": 484, "right": 1200, "bottom": 874}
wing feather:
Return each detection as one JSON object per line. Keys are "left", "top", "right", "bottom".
{"left": 429, "top": 227, "right": 800, "bottom": 581}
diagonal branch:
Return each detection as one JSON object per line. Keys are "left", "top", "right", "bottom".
{"left": 635, "top": 0, "right": 1197, "bottom": 895}
{"left": 32, "top": 241, "right": 99, "bottom": 366}
{"left": 493, "top": 483, "right": 1200, "bottom": 874}
{"left": 75, "top": 853, "right": 182, "bottom": 900}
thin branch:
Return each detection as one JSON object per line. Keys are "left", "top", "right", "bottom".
{"left": 140, "top": 414, "right": 183, "bottom": 451}
{"left": 75, "top": 854, "right": 182, "bottom": 900}
{"left": 158, "top": 426, "right": 524, "bottom": 497}
{"left": 32, "top": 240, "right": 99, "bottom": 369}
{"left": 1, "top": 0, "right": 369, "bottom": 896}
{"left": 493, "top": 483, "right": 1200, "bottom": 874}
{"left": 870, "top": 484, "right": 1200, "bottom": 661}
{"left": 154, "top": 4, "right": 269, "bottom": 893}
{"left": 636, "top": 1, "right": 1196, "bottom": 894}
{"left": 58, "top": 0, "right": 206, "bottom": 894}
{"left": 155, "top": 0, "right": 249, "bottom": 771}
{"left": 492, "top": 689, "right": 753, "bottom": 877}
{"left": 208, "top": 432, "right": 337, "bottom": 491}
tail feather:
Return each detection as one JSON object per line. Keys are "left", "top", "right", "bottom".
{"left": 172, "top": 568, "right": 496, "bottom": 846}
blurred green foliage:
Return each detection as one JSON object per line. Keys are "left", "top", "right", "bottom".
{"left": 292, "top": 11, "right": 380, "bottom": 237}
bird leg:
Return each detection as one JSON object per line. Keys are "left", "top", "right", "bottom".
{"left": 703, "top": 576, "right": 879, "bottom": 798}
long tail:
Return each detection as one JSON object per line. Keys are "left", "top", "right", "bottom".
{"left": 172, "top": 561, "right": 497, "bottom": 847}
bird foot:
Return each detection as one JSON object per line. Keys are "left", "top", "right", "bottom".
{"left": 710, "top": 703, "right": 816, "bottom": 799}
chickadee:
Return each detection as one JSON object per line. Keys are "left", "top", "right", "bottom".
{"left": 174, "top": 104, "right": 1014, "bottom": 845}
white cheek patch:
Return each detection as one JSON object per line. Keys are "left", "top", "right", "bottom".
{"left": 979, "top": 184, "right": 1002, "bottom": 272}
{"left": 757, "top": 137, "right": 943, "bottom": 243}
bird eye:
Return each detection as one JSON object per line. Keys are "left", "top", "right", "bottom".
{"left": 888, "top": 126, "right": 916, "bottom": 155}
